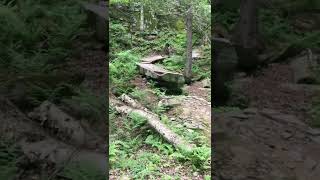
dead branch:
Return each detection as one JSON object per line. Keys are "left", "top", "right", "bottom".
{"left": 114, "top": 94, "right": 194, "bottom": 152}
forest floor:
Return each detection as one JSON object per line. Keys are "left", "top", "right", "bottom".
{"left": 109, "top": 57, "right": 211, "bottom": 179}
{"left": 0, "top": 37, "right": 108, "bottom": 179}
{"left": 214, "top": 61, "right": 320, "bottom": 180}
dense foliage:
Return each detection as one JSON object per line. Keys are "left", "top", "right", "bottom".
{"left": 109, "top": 0, "right": 211, "bottom": 178}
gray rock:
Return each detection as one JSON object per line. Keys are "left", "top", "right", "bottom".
{"left": 231, "top": 113, "right": 249, "bottom": 120}
{"left": 311, "top": 136, "right": 320, "bottom": 144}
{"left": 260, "top": 109, "right": 305, "bottom": 126}
{"left": 184, "top": 122, "right": 202, "bottom": 130}
{"left": 141, "top": 55, "right": 167, "bottom": 64}
{"left": 192, "top": 49, "right": 202, "bottom": 59}
{"left": 137, "top": 63, "right": 185, "bottom": 84}
{"left": 306, "top": 128, "right": 320, "bottom": 136}
{"left": 243, "top": 108, "right": 258, "bottom": 115}
{"left": 281, "top": 131, "right": 293, "bottom": 140}
{"left": 287, "top": 162, "right": 296, "bottom": 169}
{"left": 305, "top": 157, "right": 318, "bottom": 171}
{"left": 289, "top": 50, "right": 318, "bottom": 84}
{"left": 288, "top": 151, "right": 303, "bottom": 162}
{"left": 158, "top": 97, "right": 183, "bottom": 108}
{"left": 201, "top": 78, "right": 211, "bottom": 88}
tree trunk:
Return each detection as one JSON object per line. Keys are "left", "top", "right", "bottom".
{"left": 212, "top": 38, "right": 237, "bottom": 106}
{"left": 184, "top": 7, "right": 193, "bottom": 84}
{"left": 232, "top": 0, "right": 259, "bottom": 72}
{"left": 140, "top": 5, "right": 144, "bottom": 31}
{"left": 237, "top": 0, "right": 258, "bottom": 48}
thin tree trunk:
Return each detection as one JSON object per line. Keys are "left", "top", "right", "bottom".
{"left": 236, "top": 0, "right": 258, "bottom": 49}
{"left": 140, "top": 5, "right": 144, "bottom": 31}
{"left": 184, "top": 7, "right": 193, "bottom": 84}
{"left": 232, "top": 0, "right": 259, "bottom": 72}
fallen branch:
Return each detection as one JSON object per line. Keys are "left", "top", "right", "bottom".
{"left": 28, "top": 101, "right": 102, "bottom": 149}
{"left": 120, "top": 94, "right": 148, "bottom": 110}
{"left": 115, "top": 94, "right": 194, "bottom": 152}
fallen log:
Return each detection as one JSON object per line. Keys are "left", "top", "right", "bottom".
{"left": 114, "top": 94, "right": 194, "bottom": 152}
{"left": 19, "top": 138, "right": 107, "bottom": 176}
{"left": 141, "top": 55, "right": 167, "bottom": 64}
{"left": 137, "top": 63, "right": 185, "bottom": 84}
{"left": 0, "top": 98, "right": 106, "bottom": 177}
{"left": 120, "top": 94, "right": 148, "bottom": 110}
{"left": 115, "top": 105, "right": 194, "bottom": 152}
{"left": 28, "top": 101, "right": 102, "bottom": 149}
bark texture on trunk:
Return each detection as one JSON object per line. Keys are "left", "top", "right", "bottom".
{"left": 232, "top": 0, "right": 260, "bottom": 72}
{"left": 140, "top": 5, "right": 144, "bottom": 31}
{"left": 184, "top": 7, "right": 193, "bottom": 84}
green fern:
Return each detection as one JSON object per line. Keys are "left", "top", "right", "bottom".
{"left": 60, "top": 162, "right": 105, "bottom": 180}
{"left": 0, "top": 140, "right": 20, "bottom": 180}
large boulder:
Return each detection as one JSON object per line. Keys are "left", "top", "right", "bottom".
{"left": 289, "top": 50, "right": 318, "bottom": 84}
{"left": 137, "top": 63, "right": 185, "bottom": 85}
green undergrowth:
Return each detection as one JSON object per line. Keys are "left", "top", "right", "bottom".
{"left": 215, "top": 6, "right": 320, "bottom": 50}
{"left": 0, "top": 140, "right": 20, "bottom": 179}
{"left": 158, "top": 113, "right": 211, "bottom": 170}
{"left": 310, "top": 102, "right": 320, "bottom": 128}
{"left": 109, "top": 106, "right": 211, "bottom": 179}
{"left": 133, "top": 30, "right": 187, "bottom": 56}
{"left": 0, "top": 0, "right": 102, "bottom": 112}
{"left": 60, "top": 162, "right": 106, "bottom": 180}
{"left": 110, "top": 22, "right": 212, "bottom": 93}
{"left": 109, "top": 50, "right": 140, "bottom": 94}
{"left": 310, "top": 64, "right": 320, "bottom": 125}
{"left": 0, "top": 0, "right": 86, "bottom": 73}
{"left": 110, "top": 2, "right": 211, "bottom": 178}
{"left": 60, "top": 86, "right": 107, "bottom": 123}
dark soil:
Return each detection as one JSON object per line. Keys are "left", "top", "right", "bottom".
{"left": 214, "top": 62, "right": 320, "bottom": 180}
{"left": 184, "top": 81, "right": 211, "bottom": 100}
{"left": 241, "top": 63, "right": 313, "bottom": 120}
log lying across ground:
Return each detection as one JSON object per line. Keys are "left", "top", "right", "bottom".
{"left": 137, "top": 63, "right": 185, "bottom": 84}
{"left": 141, "top": 55, "right": 168, "bottom": 64}
{"left": 28, "top": 101, "right": 103, "bottom": 149}
{"left": 0, "top": 98, "right": 107, "bottom": 176}
{"left": 113, "top": 94, "right": 194, "bottom": 152}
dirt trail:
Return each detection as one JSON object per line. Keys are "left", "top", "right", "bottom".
{"left": 236, "top": 63, "right": 313, "bottom": 120}
{"left": 214, "top": 63, "right": 320, "bottom": 180}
